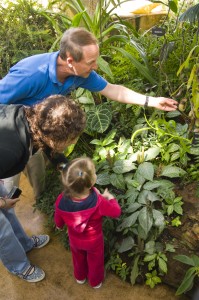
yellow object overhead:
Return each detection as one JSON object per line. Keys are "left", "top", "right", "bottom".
{"left": 131, "top": 3, "right": 161, "bottom": 14}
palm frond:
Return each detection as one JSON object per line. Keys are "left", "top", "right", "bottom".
{"left": 179, "top": 3, "right": 199, "bottom": 23}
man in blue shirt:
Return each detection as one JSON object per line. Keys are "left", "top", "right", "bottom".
{"left": 0, "top": 27, "right": 178, "bottom": 199}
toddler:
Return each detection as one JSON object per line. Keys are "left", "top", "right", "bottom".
{"left": 54, "top": 157, "right": 121, "bottom": 288}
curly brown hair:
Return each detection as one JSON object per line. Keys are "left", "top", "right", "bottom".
{"left": 24, "top": 95, "right": 86, "bottom": 152}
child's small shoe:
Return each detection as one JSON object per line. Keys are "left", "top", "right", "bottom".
{"left": 93, "top": 282, "right": 102, "bottom": 289}
{"left": 76, "top": 278, "right": 86, "bottom": 284}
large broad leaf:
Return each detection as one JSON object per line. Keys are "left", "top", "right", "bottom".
{"left": 127, "top": 202, "right": 142, "bottom": 213}
{"left": 153, "top": 209, "right": 165, "bottom": 228}
{"left": 144, "top": 147, "right": 160, "bottom": 161}
{"left": 160, "top": 165, "right": 187, "bottom": 178}
{"left": 110, "top": 173, "right": 126, "bottom": 190}
{"left": 137, "top": 224, "right": 148, "bottom": 240}
{"left": 113, "top": 160, "right": 136, "bottom": 174}
{"left": 138, "top": 207, "right": 153, "bottom": 236}
{"left": 134, "top": 170, "right": 146, "bottom": 187}
{"left": 143, "top": 181, "right": 162, "bottom": 191}
{"left": 116, "top": 211, "right": 139, "bottom": 231}
{"left": 96, "top": 172, "right": 111, "bottom": 185}
{"left": 125, "top": 187, "right": 139, "bottom": 203}
{"left": 138, "top": 190, "right": 160, "bottom": 205}
{"left": 86, "top": 104, "right": 112, "bottom": 133}
{"left": 145, "top": 241, "right": 156, "bottom": 255}
{"left": 137, "top": 162, "right": 154, "bottom": 181}
{"left": 118, "top": 236, "right": 135, "bottom": 253}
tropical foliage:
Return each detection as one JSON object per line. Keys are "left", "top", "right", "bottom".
{"left": 1, "top": 0, "right": 199, "bottom": 295}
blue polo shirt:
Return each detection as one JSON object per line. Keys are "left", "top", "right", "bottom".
{"left": 0, "top": 51, "right": 107, "bottom": 106}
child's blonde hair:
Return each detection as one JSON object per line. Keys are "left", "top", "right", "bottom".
{"left": 61, "top": 157, "right": 95, "bottom": 197}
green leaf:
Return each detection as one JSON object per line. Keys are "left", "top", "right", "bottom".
{"left": 167, "top": 205, "right": 174, "bottom": 216}
{"left": 160, "top": 165, "right": 187, "bottom": 178}
{"left": 169, "top": 0, "right": 178, "bottom": 13}
{"left": 179, "top": 3, "right": 199, "bottom": 23}
{"left": 174, "top": 203, "right": 183, "bottom": 215}
{"left": 153, "top": 209, "right": 165, "bottom": 228}
{"left": 137, "top": 162, "right": 154, "bottom": 181}
{"left": 138, "top": 190, "right": 160, "bottom": 205}
{"left": 130, "top": 255, "right": 140, "bottom": 285}
{"left": 134, "top": 171, "right": 146, "bottom": 187}
{"left": 175, "top": 268, "right": 196, "bottom": 295}
{"left": 191, "top": 255, "right": 199, "bottom": 266}
{"left": 78, "top": 96, "right": 95, "bottom": 105}
{"left": 145, "top": 271, "right": 162, "bottom": 288}
{"left": 144, "top": 147, "right": 160, "bottom": 161}
{"left": 110, "top": 173, "right": 126, "bottom": 190}
{"left": 145, "top": 241, "right": 156, "bottom": 255}
{"left": 86, "top": 104, "right": 112, "bottom": 133}
{"left": 158, "top": 257, "right": 167, "bottom": 273}
{"left": 170, "top": 152, "right": 180, "bottom": 162}
{"left": 144, "top": 254, "right": 157, "bottom": 262}
{"left": 174, "top": 255, "right": 196, "bottom": 266}
{"left": 116, "top": 211, "right": 140, "bottom": 231}
{"left": 124, "top": 188, "right": 139, "bottom": 203}
{"left": 63, "top": 144, "right": 75, "bottom": 156}
{"left": 96, "top": 172, "right": 111, "bottom": 185}
{"left": 102, "top": 129, "right": 117, "bottom": 146}
{"left": 71, "top": 11, "right": 85, "bottom": 26}
{"left": 167, "top": 143, "right": 180, "bottom": 153}
{"left": 138, "top": 207, "right": 153, "bottom": 236}
{"left": 118, "top": 236, "right": 135, "bottom": 253}
{"left": 113, "top": 160, "right": 136, "bottom": 174}
{"left": 144, "top": 179, "right": 174, "bottom": 191}
{"left": 165, "top": 243, "right": 175, "bottom": 253}
{"left": 127, "top": 202, "right": 142, "bottom": 213}
{"left": 143, "top": 181, "right": 162, "bottom": 190}
{"left": 97, "top": 55, "right": 114, "bottom": 81}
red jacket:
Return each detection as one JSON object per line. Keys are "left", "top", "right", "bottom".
{"left": 54, "top": 188, "right": 121, "bottom": 249}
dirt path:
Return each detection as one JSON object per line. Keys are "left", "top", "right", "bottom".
{"left": 0, "top": 174, "right": 189, "bottom": 300}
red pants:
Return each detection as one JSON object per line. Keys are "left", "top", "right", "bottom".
{"left": 70, "top": 238, "right": 104, "bottom": 287}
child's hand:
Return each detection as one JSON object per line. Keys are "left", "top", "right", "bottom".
{"left": 102, "top": 188, "right": 114, "bottom": 200}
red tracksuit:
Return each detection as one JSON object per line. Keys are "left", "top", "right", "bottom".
{"left": 54, "top": 187, "right": 121, "bottom": 287}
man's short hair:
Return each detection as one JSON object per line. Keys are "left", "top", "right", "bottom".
{"left": 59, "top": 27, "right": 98, "bottom": 61}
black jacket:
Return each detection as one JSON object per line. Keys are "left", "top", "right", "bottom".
{"left": 0, "top": 104, "right": 68, "bottom": 179}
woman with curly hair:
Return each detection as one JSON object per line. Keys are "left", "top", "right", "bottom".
{"left": 0, "top": 95, "right": 86, "bottom": 283}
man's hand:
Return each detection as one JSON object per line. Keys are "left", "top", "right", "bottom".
{"left": 150, "top": 97, "right": 178, "bottom": 111}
